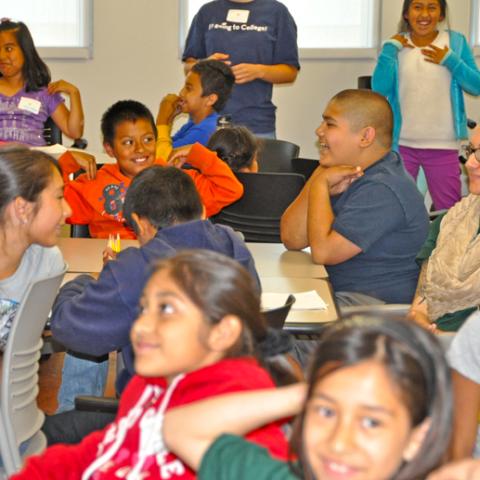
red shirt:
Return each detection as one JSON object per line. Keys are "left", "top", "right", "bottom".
{"left": 13, "top": 357, "right": 288, "bottom": 479}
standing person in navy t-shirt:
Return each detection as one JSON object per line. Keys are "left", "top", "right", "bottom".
{"left": 182, "top": 0, "right": 300, "bottom": 138}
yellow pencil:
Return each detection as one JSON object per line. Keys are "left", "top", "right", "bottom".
{"left": 108, "top": 233, "right": 121, "bottom": 253}
{"left": 115, "top": 233, "right": 121, "bottom": 253}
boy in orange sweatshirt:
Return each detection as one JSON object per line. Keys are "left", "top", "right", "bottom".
{"left": 61, "top": 100, "right": 243, "bottom": 238}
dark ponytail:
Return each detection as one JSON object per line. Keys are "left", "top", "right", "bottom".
{"left": 207, "top": 126, "right": 258, "bottom": 172}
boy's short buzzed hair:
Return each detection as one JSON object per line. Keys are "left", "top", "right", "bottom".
{"left": 330, "top": 89, "right": 394, "bottom": 149}
{"left": 101, "top": 100, "right": 157, "bottom": 146}
{"left": 123, "top": 166, "right": 203, "bottom": 234}
{"left": 192, "top": 60, "right": 235, "bottom": 112}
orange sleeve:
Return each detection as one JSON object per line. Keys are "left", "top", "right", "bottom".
{"left": 59, "top": 152, "right": 95, "bottom": 225}
{"left": 185, "top": 143, "right": 243, "bottom": 217}
{"left": 64, "top": 179, "right": 95, "bottom": 225}
{"left": 58, "top": 151, "right": 81, "bottom": 184}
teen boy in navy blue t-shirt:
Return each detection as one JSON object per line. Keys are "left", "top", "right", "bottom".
{"left": 281, "top": 89, "right": 429, "bottom": 304}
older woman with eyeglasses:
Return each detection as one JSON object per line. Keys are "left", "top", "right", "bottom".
{"left": 408, "top": 126, "right": 480, "bottom": 334}
{"left": 405, "top": 127, "right": 480, "bottom": 461}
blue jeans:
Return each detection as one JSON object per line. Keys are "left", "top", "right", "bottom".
{"left": 57, "top": 353, "right": 109, "bottom": 413}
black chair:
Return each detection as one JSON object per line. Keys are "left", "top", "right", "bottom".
{"left": 43, "top": 117, "right": 63, "bottom": 145}
{"left": 256, "top": 138, "right": 300, "bottom": 173}
{"left": 70, "top": 224, "right": 91, "bottom": 238}
{"left": 291, "top": 157, "right": 319, "bottom": 181}
{"left": 357, "top": 75, "right": 372, "bottom": 89}
{"left": 43, "top": 117, "right": 88, "bottom": 149}
{"left": 211, "top": 172, "right": 305, "bottom": 243}
{"left": 263, "top": 295, "right": 296, "bottom": 329}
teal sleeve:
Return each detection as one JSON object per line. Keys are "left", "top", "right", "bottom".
{"left": 442, "top": 33, "right": 480, "bottom": 96}
{"left": 372, "top": 41, "right": 401, "bottom": 96}
{"left": 199, "top": 434, "right": 298, "bottom": 480}
{"left": 415, "top": 214, "right": 445, "bottom": 264}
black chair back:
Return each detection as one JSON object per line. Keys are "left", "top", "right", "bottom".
{"left": 291, "top": 157, "right": 319, "bottom": 181}
{"left": 263, "top": 294, "right": 296, "bottom": 329}
{"left": 70, "top": 224, "right": 91, "bottom": 238}
{"left": 43, "top": 117, "right": 88, "bottom": 149}
{"left": 211, "top": 171, "right": 305, "bottom": 243}
{"left": 256, "top": 138, "right": 300, "bottom": 173}
{"left": 357, "top": 75, "right": 372, "bottom": 90}
{"left": 43, "top": 117, "right": 62, "bottom": 145}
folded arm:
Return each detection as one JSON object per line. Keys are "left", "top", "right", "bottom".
{"left": 442, "top": 35, "right": 480, "bottom": 96}
{"left": 51, "top": 259, "right": 140, "bottom": 356}
{"left": 281, "top": 166, "right": 323, "bottom": 250}
{"left": 49, "top": 80, "right": 85, "bottom": 139}
{"left": 306, "top": 168, "right": 363, "bottom": 265}
{"left": 231, "top": 63, "right": 298, "bottom": 85}
{"left": 372, "top": 40, "right": 401, "bottom": 97}
{"left": 164, "top": 383, "right": 306, "bottom": 471}
{"left": 184, "top": 143, "right": 243, "bottom": 216}
{"left": 281, "top": 165, "right": 363, "bottom": 265}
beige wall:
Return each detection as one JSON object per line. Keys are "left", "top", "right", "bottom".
{"left": 47, "top": 0, "right": 480, "bottom": 158}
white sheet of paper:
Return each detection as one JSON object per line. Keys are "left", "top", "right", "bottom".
{"left": 31, "top": 144, "right": 68, "bottom": 156}
{"left": 262, "top": 290, "right": 327, "bottom": 311}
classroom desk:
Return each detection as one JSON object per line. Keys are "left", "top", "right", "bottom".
{"left": 246, "top": 243, "right": 328, "bottom": 279}
{"left": 57, "top": 237, "right": 138, "bottom": 273}
{"left": 58, "top": 239, "right": 338, "bottom": 335}
{"left": 58, "top": 238, "right": 328, "bottom": 279}
{"left": 261, "top": 277, "right": 339, "bottom": 334}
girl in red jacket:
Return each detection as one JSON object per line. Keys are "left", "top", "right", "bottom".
{"left": 13, "top": 250, "right": 294, "bottom": 479}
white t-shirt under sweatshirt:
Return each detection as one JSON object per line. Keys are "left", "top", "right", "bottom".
{"left": 398, "top": 30, "right": 458, "bottom": 150}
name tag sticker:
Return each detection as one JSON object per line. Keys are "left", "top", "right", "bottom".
{"left": 226, "top": 9, "right": 250, "bottom": 23}
{"left": 18, "top": 97, "right": 42, "bottom": 114}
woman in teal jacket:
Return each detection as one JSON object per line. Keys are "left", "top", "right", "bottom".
{"left": 372, "top": 0, "right": 480, "bottom": 210}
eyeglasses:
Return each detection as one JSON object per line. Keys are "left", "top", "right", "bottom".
{"left": 461, "top": 144, "right": 480, "bottom": 163}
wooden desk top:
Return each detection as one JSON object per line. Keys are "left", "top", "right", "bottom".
{"left": 58, "top": 238, "right": 328, "bottom": 280}
{"left": 246, "top": 243, "right": 327, "bottom": 279}
{"left": 58, "top": 238, "right": 336, "bottom": 333}
{"left": 58, "top": 237, "right": 138, "bottom": 273}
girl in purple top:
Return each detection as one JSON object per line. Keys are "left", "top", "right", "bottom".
{"left": 0, "top": 19, "right": 84, "bottom": 146}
